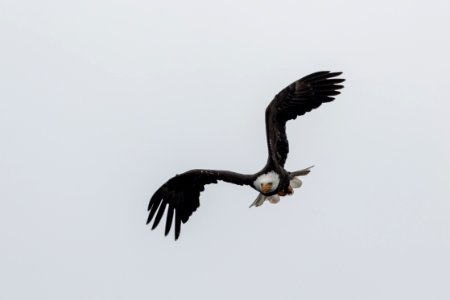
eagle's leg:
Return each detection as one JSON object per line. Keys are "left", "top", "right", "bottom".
{"left": 277, "top": 185, "right": 294, "bottom": 196}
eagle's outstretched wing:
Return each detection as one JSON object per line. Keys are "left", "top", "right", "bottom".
{"left": 147, "top": 170, "right": 252, "bottom": 240}
{"left": 265, "top": 71, "right": 345, "bottom": 166}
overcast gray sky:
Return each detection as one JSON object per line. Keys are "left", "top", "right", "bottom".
{"left": 1, "top": 0, "right": 449, "bottom": 299}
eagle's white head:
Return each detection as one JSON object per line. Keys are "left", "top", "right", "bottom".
{"left": 253, "top": 171, "right": 280, "bottom": 194}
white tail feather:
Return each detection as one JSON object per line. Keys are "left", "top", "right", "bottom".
{"left": 268, "top": 195, "right": 280, "bottom": 204}
{"left": 290, "top": 177, "right": 302, "bottom": 188}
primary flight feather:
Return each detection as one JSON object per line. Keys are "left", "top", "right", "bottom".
{"left": 147, "top": 71, "right": 345, "bottom": 240}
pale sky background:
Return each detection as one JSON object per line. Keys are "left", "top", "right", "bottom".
{"left": 1, "top": 0, "right": 450, "bottom": 299}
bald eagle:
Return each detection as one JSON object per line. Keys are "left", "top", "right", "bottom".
{"left": 147, "top": 71, "right": 345, "bottom": 239}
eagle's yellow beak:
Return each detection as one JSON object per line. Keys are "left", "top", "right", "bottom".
{"left": 261, "top": 182, "right": 272, "bottom": 193}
